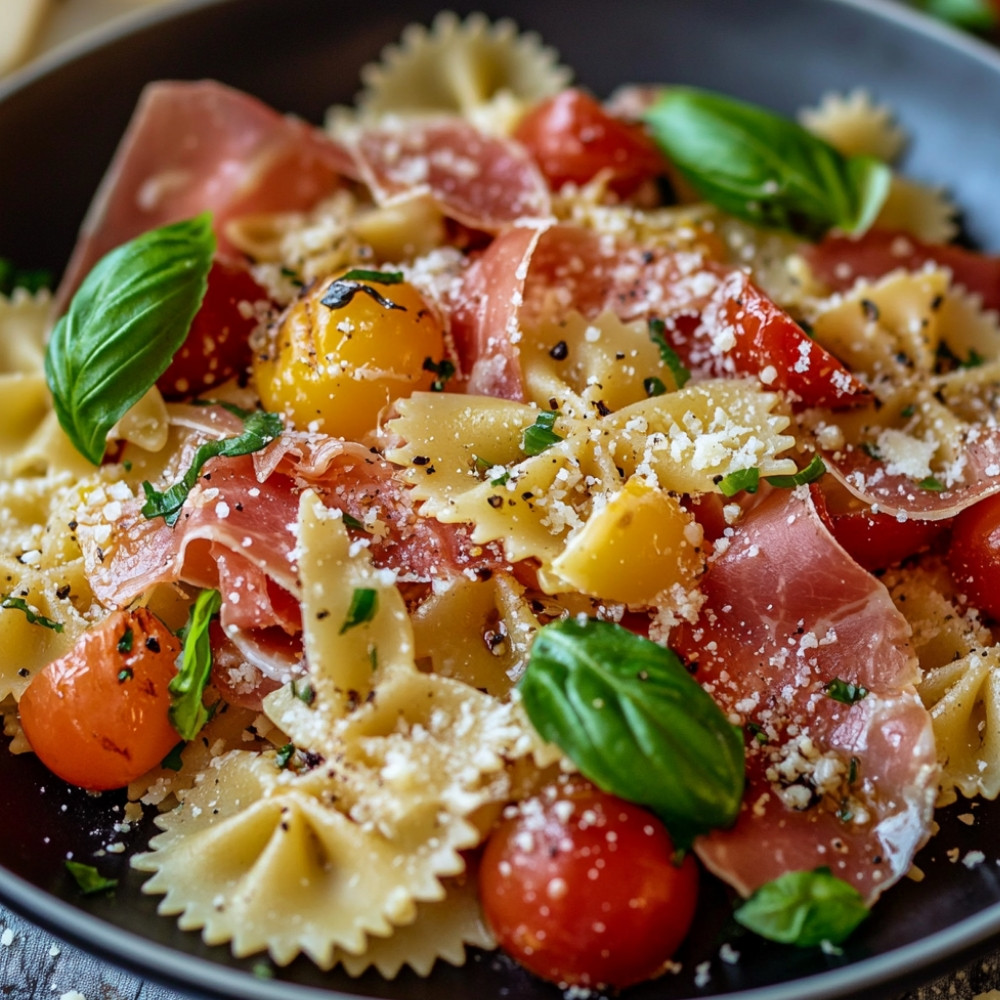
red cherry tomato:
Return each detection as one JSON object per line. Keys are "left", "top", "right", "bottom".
{"left": 948, "top": 492, "right": 1000, "bottom": 620}
{"left": 811, "top": 481, "right": 948, "bottom": 571}
{"left": 514, "top": 89, "right": 667, "bottom": 198}
{"left": 157, "top": 257, "right": 269, "bottom": 400}
{"left": 18, "top": 608, "right": 181, "bottom": 790}
{"left": 479, "top": 781, "right": 699, "bottom": 989}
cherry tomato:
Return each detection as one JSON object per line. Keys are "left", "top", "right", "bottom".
{"left": 514, "top": 89, "right": 667, "bottom": 198}
{"left": 157, "top": 257, "right": 269, "bottom": 400}
{"left": 18, "top": 608, "right": 182, "bottom": 790}
{"left": 811, "top": 481, "right": 948, "bottom": 571}
{"left": 479, "top": 781, "right": 699, "bottom": 989}
{"left": 253, "top": 272, "right": 445, "bottom": 439}
{"left": 948, "top": 492, "right": 1000, "bottom": 620}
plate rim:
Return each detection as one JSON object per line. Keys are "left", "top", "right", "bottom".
{"left": 3, "top": 0, "right": 1000, "bottom": 997}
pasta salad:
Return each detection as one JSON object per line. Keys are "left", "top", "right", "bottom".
{"left": 2, "top": 10, "right": 1000, "bottom": 992}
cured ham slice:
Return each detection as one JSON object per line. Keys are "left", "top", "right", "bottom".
{"left": 56, "top": 80, "right": 350, "bottom": 307}
{"left": 448, "top": 222, "right": 870, "bottom": 407}
{"left": 671, "top": 487, "right": 937, "bottom": 904}
{"left": 340, "top": 119, "right": 551, "bottom": 232}
{"left": 805, "top": 228, "right": 1000, "bottom": 314}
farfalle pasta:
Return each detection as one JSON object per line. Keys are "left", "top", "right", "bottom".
{"left": 4, "top": 11, "right": 1000, "bottom": 993}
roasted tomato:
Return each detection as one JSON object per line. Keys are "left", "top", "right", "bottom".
{"left": 157, "top": 257, "right": 269, "bottom": 400}
{"left": 18, "top": 608, "right": 181, "bottom": 790}
{"left": 514, "top": 89, "right": 666, "bottom": 198}
{"left": 948, "top": 492, "right": 1000, "bottom": 620}
{"left": 479, "top": 780, "right": 699, "bottom": 989}
{"left": 253, "top": 271, "right": 445, "bottom": 439}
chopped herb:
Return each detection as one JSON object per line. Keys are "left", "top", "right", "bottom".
{"left": 901, "top": 404, "right": 916, "bottom": 418}
{"left": 320, "top": 270, "right": 405, "bottom": 311}
{"left": 117, "top": 667, "right": 134, "bottom": 683}
{"left": 340, "top": 587, "right": 378, "bottom": 633}
{"left": 1, "top": 595, "right": 63, "bottom": 632}
{"left": 370, "top": 645, "right": 379, "bottom": 671}
{"left": 824, "top": 678, "right": 869, "bottom": 705}
{"left": 292, "top": 679, "right": 316, "bottom": 706}
{"left": 648, "top": 318, "right": 691, "bottom": 388}
{"left": 65, "top": 861, "right": 118, "bottom": 896}
{"left": 837, "top": 799, "right": 854, "bottom": 823}
{"left": 919, "top": 476, "right": 946, "bottom": 492}
{"left": 860, "top": 441, "right": 882, "bottom": 460}
{"left": 422, "top": 356, "right": 456, "bottom": 391}
{"left": 848, "top": 755, "right": 860, "bottom": 785}
{"left": 161, "top": 741, "right": 186, "bottom": 772}
{"left": 765, "top": 454, "right": 827, "bottom": 489}
{"left": 719, "top": 467, "right": 761, "bottom": 497}
{"left": 644, "top": 375, "right": 667, "bottom": 397}
{"left": 168, "top": 589, "right": 222, "bottom": 740}
{"left": 118, "top": 627, "right": 134, "bottom": 653}
{"left": 522, "top": 410, "right": 563, "bottom": 456}
{"left": 275, "top": 743, "right": 296, "bottom": 769}
{"left": 141, "top": 410, "right": 282, "bottom": 525}
{"left": 734, "top": 867, "right": 869, "bottom": 946}
{"left": 747, "top": 721, "right": 769, "bottom": 744}
{"left": 251, "top": 960, "right": 275, "bottom": 979}
{"left": 490, "top": 470, "right": 510, "bottom": 486}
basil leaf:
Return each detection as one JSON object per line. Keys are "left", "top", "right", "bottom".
{"left": 1, "top": 594, "right": 63, "bottom": 632}
{"left": 169, "top": 588, "right": 221, "bottom": 740}
{"left": 643, "top": 88, "right": 891, "bottom": 239}
{"left": 141, "top": 409, "right": 282, "bottom": 525}
{"left": 719, "top": 467, "right": 760, "bottom": 497}
{"left": 45, "top": 214, "right": 216, "bottom": 464}
{"left": 734, "top": 868, "right": 869, "bottom": 946}
{"left": 912, "top": 0, "right": 998, "bottom": 31}
{"left": 764, "top": 454, "right": 827, "bottom": 489}
{"left": 519, "top": 618, "right": 744, "bottom": 848}
{"left": 65, "top": 860, "right": 118, "bottom": 896}
{"left": 824, "top": 678, "right": 869, "bottom": 705}
{"left": 648, "top": 318, "right": 691, "bottom": 388}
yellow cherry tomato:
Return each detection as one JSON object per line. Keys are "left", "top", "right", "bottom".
{"left": 254, "top": 272, "right": 446, "bottom": 439}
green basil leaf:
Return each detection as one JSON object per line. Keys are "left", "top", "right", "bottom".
{"left": 169, "top": 588, "right": 221, "bottom": 740}
{"left": 648, "top": 318, "right": 691, "bottom": 388}
{"left": 643, "top": 88, "right": 891, "bottom": 239}
{"left": 45, "top": 214, "right": 216, "bottom": 464}
{"left": 734, "top": 867, "right": 869, "bottom": 946}
{"left": 141, "top": 409, "right": 282, "bottom": 525}
{"left": 913, "top": 0, "right": 998, "bottom": 31}
{"left": 764, "top": 454, "right": 827, "bottom": 489}
{"left": 519, "top": 618, "right": 744, "bottom": 848}
{"left": 65, "top": 860, "right": 118, "bottom": 896}
{"left": 719, "top": 467, "right": 760, "bottom": 497}
{"left": 824, "top": 678, "right": 869, "bottom": 705}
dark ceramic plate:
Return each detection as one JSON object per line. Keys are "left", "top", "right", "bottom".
{"left": 2, "top": 1, "right": 1000, "bottom": 998}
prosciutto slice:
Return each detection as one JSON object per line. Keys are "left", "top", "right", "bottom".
{"left": 448, "top": 222, "right": 871, "bottom": 407}
{"left": 339, "top": 119, "right": 551, "bottom": 232}
{"left": 804, "top": 228, "right": 1000, "bottom": 314}
{"left": 56, "top": 80, "right": 350, "bottom": 307}
{"left": 671, "top": 487, "right": 937, "bottom": 904}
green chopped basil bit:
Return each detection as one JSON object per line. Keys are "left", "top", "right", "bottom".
{"left": 117, "top": 667, "right": 134, "bottom": 684}
{"left": 519, "top": 618, "right": 744, "bottom": 849}
{"left": 340, "top": 587, "right": 378, "bottom": 634}
{"left": 292, "top": 678, "right": 316, "bottom": 706}
{"left": 644, "top": 375, "right": 667, "bottom": 397}
{"left": 320, "top": 270, "right": 406, "bottom": 311}
{"left": 765, "top": 454, "right": 826, "bottom": 489}
{"left": 719, "top": 467, "right": 760, "bottom": 497}
{"left": 117, "top": 626, "right": 134, "bottom": 653}
{"left": 734, "top": 867, "right": 869, "bottom": 946}
{"left": 423, "top": 356, "right": 456, "bottom": 391}
{"left": 643, "top": 88, "right": 891, "bottom": 239}
{"left": 918, "top": 476, "right": 946, "bottom": 492}
{"left": 521, "top": 410, "right": 563, "bottom": 456}
{"left": 341, "top": 512, "right": 367, "bottom": 531}
{"left": 141, "top": 410, "right": 282, "bottom": 526}
{"left": 824, "top": 677, "right": 869, "bottom": 705}
{"left": 1, "top": 594, "right": 63, "bottom": 632}
{"left": 275, "top": 743, "right": 296, "bottom": 769}
{"left": 648, "top": 318, "right": 691, "bottom": 388}
{"left": 161, "top": 740, "right": 186, "bottom": 772}
{"left": 168, "top": 589, "right": 222, "bottom": 740}
{"left": 65, "top": 860, "right": 118, "bottom": 896}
